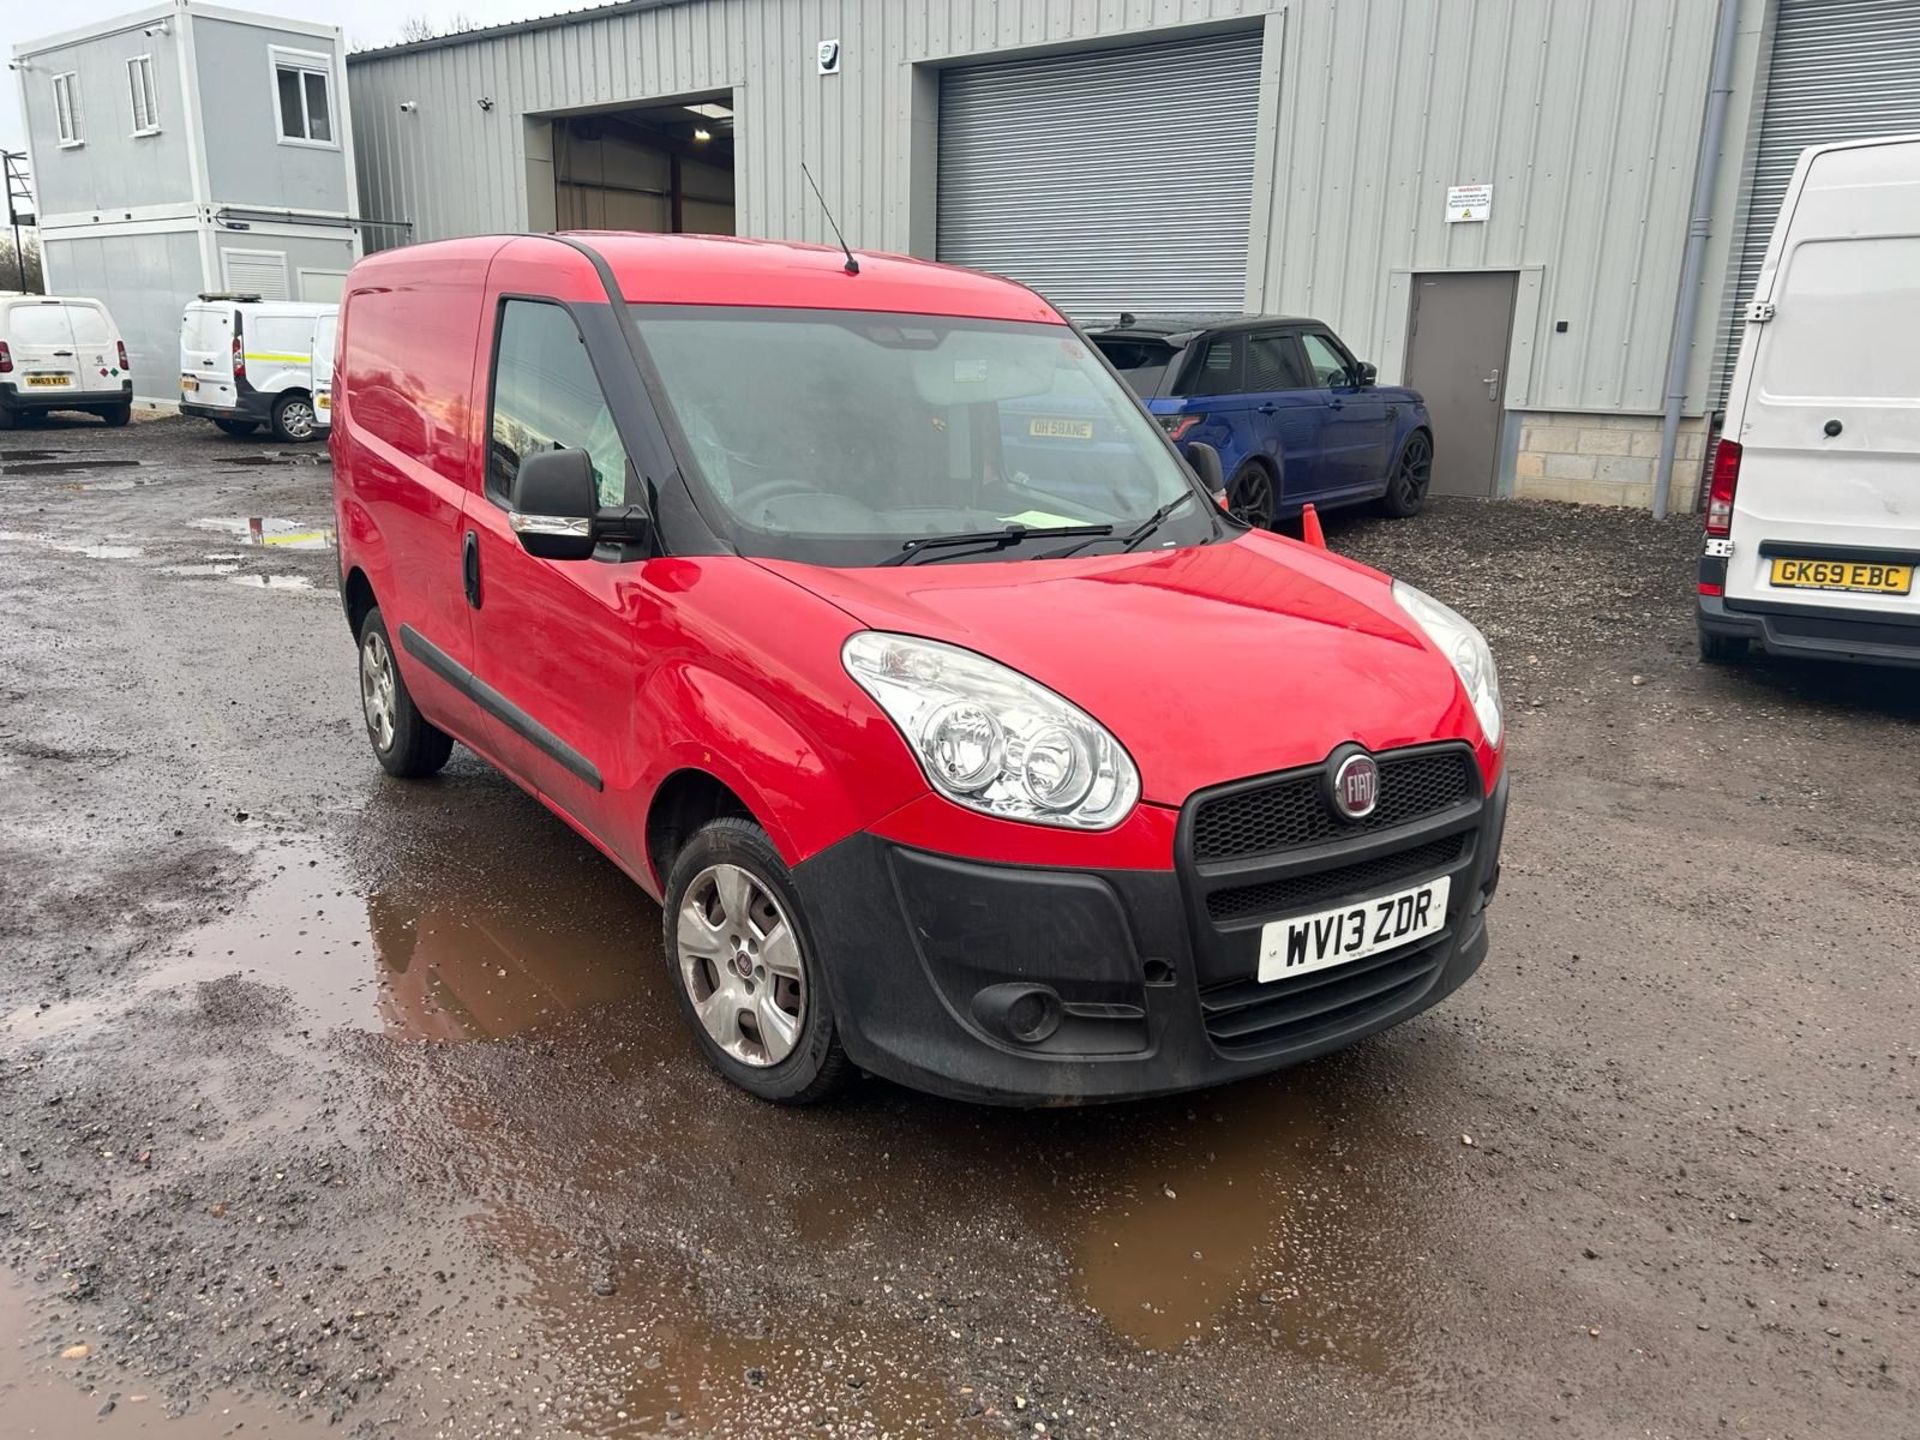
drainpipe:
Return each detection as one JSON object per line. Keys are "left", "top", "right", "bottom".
{"left": 1653, "top": 0, "right": 1741, "bottom": 520}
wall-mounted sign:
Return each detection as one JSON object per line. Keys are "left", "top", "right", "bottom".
{"left": 1446, "top": 183, "right": 1492, "bottom": 223}
{"left": 818, "top": 39, "right": 842, "bottom": 75}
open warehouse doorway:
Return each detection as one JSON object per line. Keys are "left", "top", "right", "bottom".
{"left": 548, "top": 95, "right": 735, "bottom": 235}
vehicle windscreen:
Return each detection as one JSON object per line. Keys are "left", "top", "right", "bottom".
{"left": 1093, "top": 337, "right": 1180, "bottom": 398}
{"left": 632, "top": 306, "right": 1218, "bottom": 567}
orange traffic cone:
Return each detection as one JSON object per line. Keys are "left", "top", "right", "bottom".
{"left": 1300, "top": 502, "right": 1326, "bottom": 549}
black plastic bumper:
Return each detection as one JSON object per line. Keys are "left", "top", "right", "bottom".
{"left": 793, "top": 773, "right": 1507, "bottom": 1106}
{"left": 181, "top": 393, "right": 272, "bottom": 423}
{"left": 1, "top": 380, "right": 132, "bottom": 412}
{"left": 1699, "top": 594, "right": 1920, "bottom": 669}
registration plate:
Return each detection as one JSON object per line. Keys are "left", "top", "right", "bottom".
{"left": 26, "top": 375, "right": 67, "bottom": 388}
{"left": 1028, "top": 417, "right": 1093, "bottom": 440}
{"left": 316, "top": 393, "right": 331, "bottom": 410}
{"left": 1769, "top": 556, "right": 1913, "bottom": 596}
{"left": 1257, "top": 876, "right": 1450, "bottom": 984}
{"left": 181, "top": 375, "right": 199, "bottom": 393}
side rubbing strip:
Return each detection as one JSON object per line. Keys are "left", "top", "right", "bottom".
{"left": 398, "top": 624, "right": 604, "bottom": 792}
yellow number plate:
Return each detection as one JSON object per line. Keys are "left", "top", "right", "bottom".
{"left": 316, "top": 393, "right": 331, "bottom": 410}
{"left": 1769, "top": 557, "right": 1913, "bottom": 595}
{"left": 26, "top": 375, "right": 67, "bottom": 388}
{"left": 1028, "top": 417, "right": 1093, "bottom": 440}
{"left": 180, "top": 375, "right": 199, "bottom": 392}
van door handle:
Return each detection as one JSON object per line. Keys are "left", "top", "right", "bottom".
{"left": 1256, "top": 402, "right": 1278, "bottom": 415}
{"left": 462, "top": 531, "right": 481, "bottom": 610}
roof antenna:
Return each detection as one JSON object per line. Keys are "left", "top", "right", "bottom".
{"left": 801, "top": 161, "right": 859, "bottom": 275}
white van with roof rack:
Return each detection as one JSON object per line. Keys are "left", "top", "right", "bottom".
{"left": 1698, "top": 133, "right": 1920, "bottom": 669}
{"left": 179, "top": 294, "right": 336, "bottom": 443}
{"left": 0, "top": 295, "right": 132, "bottom": 429}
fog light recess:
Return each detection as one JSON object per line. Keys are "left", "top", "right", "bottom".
{"left": 970, "top": 983, "right": 1064, "bottom": 1046}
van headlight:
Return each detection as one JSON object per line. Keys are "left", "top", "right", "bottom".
{"left": 843, "top": 632, "right": 1140, "bottom": 829}
{"left": 1391, "top": 580, "right": 1503, "bottom": 745}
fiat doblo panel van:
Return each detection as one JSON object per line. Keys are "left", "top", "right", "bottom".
{"left": 331, "top": 233, "right": 1508, "bottom": 1106}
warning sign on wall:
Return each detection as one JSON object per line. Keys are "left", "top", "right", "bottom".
{"left": 1446, "top": 184, "right": 1492, "bottom": 223}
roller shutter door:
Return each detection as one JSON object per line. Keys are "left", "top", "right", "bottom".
{"left": 937, "top": 30, "right": 1263, "bottom": 324}
{"left": 1717, "top": 0, "right": 1920, "bottom": 401}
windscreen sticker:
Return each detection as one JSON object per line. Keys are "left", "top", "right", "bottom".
{"left": 953, "top": 360, "right": 988, "bottom": 383}
{"left": 999, "top": 509, "right": 1089, "bottom": 528}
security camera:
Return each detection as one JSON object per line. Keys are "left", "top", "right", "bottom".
{"left": 142, "top": 22, "right": 169, "bottom": 36}
{"left": 399, "top": 101, "right": 419, "bottom": 113}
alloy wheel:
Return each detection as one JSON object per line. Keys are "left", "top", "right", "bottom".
{"left": 360, "top": 630, "right": 398, "bottom": 753}
{"left": 676, "top": 863, "right": 807, "bottom": 1067}
{"left": 1397, "top": 434, "right": 1432, "bottom": 507}
{"left": 1229, "top": 466, "right": 1275, "bottom": 529}
{"left": 281, "top": 401, "right": 316, "bottom": 440}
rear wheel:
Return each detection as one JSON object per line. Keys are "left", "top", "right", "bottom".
{"left": 99, "top": 404, "right": 131, "bottom": 428}
{"left": 1698, "top": 628, "right": 1747, "bottom": 666}
{"left": 663, "top": 817, "right": 850, "bottom": 1105}
{"left": 270, "top": 393, "right": 318, "bottom": 444}
{"left": 1226, "top": 460, "right": 1278, "bottom": 530}
{"left": 357, "top": 606, "right": 454, "bottom": 778}
{"left": 1382, "top": 431, "right": 1433, "bottom": 517}
{"left": 213, "top": 419, "right": 259, "bottom": 437}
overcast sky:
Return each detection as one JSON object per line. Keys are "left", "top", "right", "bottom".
{"left": 2, "top": 0, "right": 606, "bottom": 157}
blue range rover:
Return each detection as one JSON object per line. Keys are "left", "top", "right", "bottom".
{"left": 1091, "top": 314, "right": 1435, "bottom": 529}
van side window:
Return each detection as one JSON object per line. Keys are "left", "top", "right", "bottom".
{"left": 488, "top": 300, "right": 632, "bottom": 510}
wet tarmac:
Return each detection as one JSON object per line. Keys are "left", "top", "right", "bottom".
{"left": 2, "top": 414, "right": 1918, "bottom": 1438}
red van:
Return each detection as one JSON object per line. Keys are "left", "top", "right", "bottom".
{"left": 331, "top": 233, "right": 1507, "bottom": 1106}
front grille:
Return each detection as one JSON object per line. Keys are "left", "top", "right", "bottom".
{"left": 1199, "top": 939, "right": 1448, "bottom": 1056}
{"left": 1205, "top": 833, "right": 1466, "bottom": 924}
{"left": 1191, "top": 749, "right": 1479, "bottom": 862}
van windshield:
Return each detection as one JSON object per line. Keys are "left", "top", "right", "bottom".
{"left": 631, "top": 306, "right": 1220, "bottom": 567}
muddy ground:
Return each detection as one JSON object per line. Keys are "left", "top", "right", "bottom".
{"left": 1, "top": 414, "right": 1916, "bottom": 1440}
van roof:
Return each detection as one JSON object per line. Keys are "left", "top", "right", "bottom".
{"left": 1, "top": 294, "right": 108, "bottom": 310}
{"left": 349, "top": 233, "right": 1065, "bottom": 325}
{"left": 189, "top": 298, "right": 336, "bottom": 317}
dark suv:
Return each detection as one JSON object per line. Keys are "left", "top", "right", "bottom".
{"left": 1091, "top": 315, "right": 1434, "bottom": 528}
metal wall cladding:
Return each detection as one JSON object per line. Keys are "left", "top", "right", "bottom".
{"left": 348, "top": 0, "right": 1271, "bottom": 261}
{"left": 1716, "top": 0, "right": 1920, "bottom": 404}
{"left": 349, "top": 0, "right": 1734, "bottom": 415}
{"left": 936, "top": 31, "right": 1263, "bottom": 324}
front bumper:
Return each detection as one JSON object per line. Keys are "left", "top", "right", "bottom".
{"left": 1698, "top": 593, "right": 1920, "bottom": 669}
{"left": 2, "top": 380, "right": 132, "bottom": 412}
{"left": 793, "top": 763, "right": 1507, "bottom": 1106}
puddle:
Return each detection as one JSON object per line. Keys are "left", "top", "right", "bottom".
{"left": 0, "top": 458, "right": 142, "bottom": 477}
{"left": 10, "top": 837, "right": 661, "bottom": 1045}
{"left": 161, "top": 562, "right": 242, "bottom": 577}
{"left": 188, "top": 516, "right": 336, "bottom": 550}
{"left": 224, "top": 574, "right": 316, "bottom": 591}
{"left": 0, "top": 1282, "right": 286, "bottom": 1436}
{"left": 0, "top": 529, "right": 144, "bottom": 560}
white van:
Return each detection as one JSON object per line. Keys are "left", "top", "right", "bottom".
{"left": 0, "top": 295, "right": 133, "bottom": 429}
{"left": 179, "top": 295, "right": 336, "bottom": 443}
{"left": 1699, "top": 133, "right": 1920, "bottom": 669}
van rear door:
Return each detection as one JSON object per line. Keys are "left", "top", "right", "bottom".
{"left": 65, "top": 303, "right": 119, "bottom": 387}
{"left": 181, "top": 304, "right": 237, "bottom": 408}
{"left": 1725, "top": 138, "right": 1920, "bottom": 623}
{"left": 7, "top": 301, "right": 80, "bottom": 394}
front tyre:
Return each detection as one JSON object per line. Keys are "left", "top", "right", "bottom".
{"left": 357, "top": 606, "right": 453, "bottom": 778}
{"left": 1383, "top": 431, "right": 1433, "bottom": 517}
{"left": 664, "top": 817, "right": 850, "bottom": 1105}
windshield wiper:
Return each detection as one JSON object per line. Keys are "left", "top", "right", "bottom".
{"left": 1040, "top": 490, "right": 1203, "bottom": 560}
{"left": 1119, "top": 489, "right": 1200, "bottom": 552}
{"left": 880, "top": 523, "right": 1112, "bottom": 567}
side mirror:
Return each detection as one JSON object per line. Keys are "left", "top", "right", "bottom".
{"left": 508, "top": 447, "right": 598, "bottom": 560}
{"left": 1183, "top": 440, "right": 1225, "bottom": 496}
{"left": 1355, "top": 361, "right": 1378, "bottom": 388}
